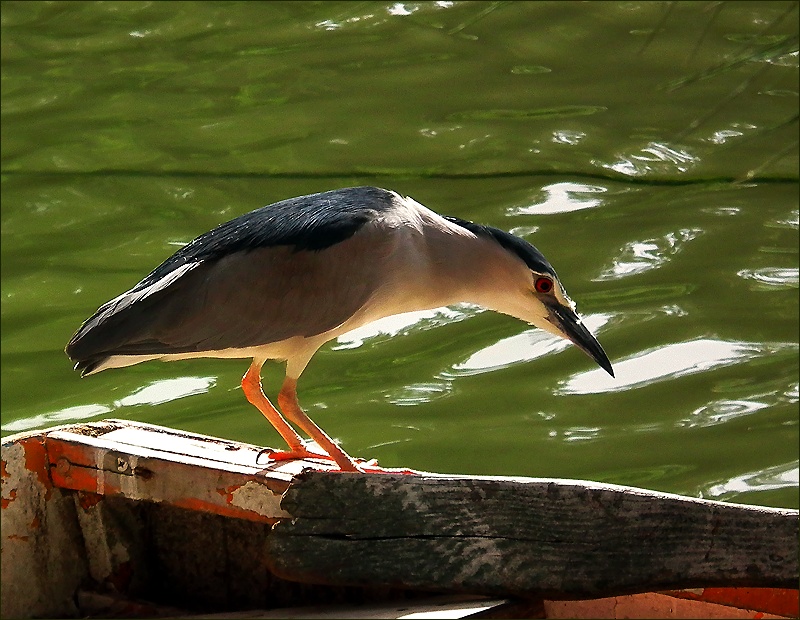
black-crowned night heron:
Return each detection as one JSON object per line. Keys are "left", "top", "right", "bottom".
{"left": 66, "top": 186, "right": 613, "bottom": 472}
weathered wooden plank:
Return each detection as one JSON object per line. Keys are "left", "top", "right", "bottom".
{"left": 267, "top": 472, "right": 799, "bottom": 598}
{"left": 43, "top": 430, "right": 288, "bottom": 523}
{"left": 1, "top": 432, "right": 89, "bottom": 618}
{"left": 21, "top": 418, "right": 346, "bottom": 523}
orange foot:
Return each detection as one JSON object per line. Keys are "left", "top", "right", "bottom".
{"left": 256, "top": 447, "right": 417, "bottom": 475}
{"left": 255, "top": 446, "right": 333, "bottom": 465}
{"left": 358, "top": 463, "right": 418, "bottom": 476}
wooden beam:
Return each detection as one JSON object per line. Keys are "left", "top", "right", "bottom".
{"left": 267, "top": 471, "right": 799, "bottom": 599}
{"left": 30, "top": 418, "right": 340, "bottom": 523}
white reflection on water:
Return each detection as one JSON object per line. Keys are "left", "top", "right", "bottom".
{"left": 380, "top": 313, "right": 612, "bottom": 405}
{"left": 774, "top": 209, "right": 799, "bottom": 230}
{"left": 561, "top": 426, "right": 602, "bottom": 442}
{"left": 387, "top": 3, "right": 417, "bottom": 16}
{"left": 678, "top": 399, "right": 770, "bottom": 429}
{"left": 387, "top": 381, "right": 452, "bottom": 407}
{"left": 559, "top": 339, "right": 797, "bottom": 395}
{"left": 1, "top": 404, "right": 112, "bottom": 433}
{"left": 508, "top": 181, "right": 606, "bottom": 216}
{"left": 447, "top": 314, "right": 612, "bottom": 377}
{"left": 2, "top": 376, "right": 216, "bottom": 433}
{"left": 600, "top": 141, "right": 699, "bottom": 176}
{"left": 552, "top": 130, "right": 586, "bottom": 145}
{"left": 701, "top": 206, "right": 740, "bottom": 216}
{"left": 334, "top": 305, "right": 474, "bottom": 350}
{"left": 595, "top": 228, "right": 702, "bottom": 280}
{"left": 737, "top": 267, "right": 799, "bottom": 288}
{"left": 703, "top": 461, "right": 799, "bottom": 500}
{"left": 113, "top": 376, "right": 216, "bottom": 407}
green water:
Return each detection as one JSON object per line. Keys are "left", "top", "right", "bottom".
{"left": 2, "top": 1, "right": 797, "bottom": 509}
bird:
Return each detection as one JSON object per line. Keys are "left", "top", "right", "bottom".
{"left": 66, "top": 186, "right": 613, "bottom": 472}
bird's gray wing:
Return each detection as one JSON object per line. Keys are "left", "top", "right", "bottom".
{"left": 69, "top": 223, "right": 397, "bottom": 359}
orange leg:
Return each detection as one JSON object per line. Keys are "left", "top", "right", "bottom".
{"left": 241, "top": 361, "right": 328, "bottom": 461}
{"left": 278, "top": 377, "right": 360, "bottom": 472}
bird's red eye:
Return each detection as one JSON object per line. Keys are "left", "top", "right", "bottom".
{"left": 535, "top": 277, "right": 553, "bottom": 294}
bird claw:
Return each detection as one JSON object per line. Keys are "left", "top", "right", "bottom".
{"left": 356, "top": 462, "right": 418, "bottom": 476}
{"left": 255, "top": 449, "right": 416, "bottom": 476}
{"left": 255, "top": 446, "right": 334, "bottom": 465}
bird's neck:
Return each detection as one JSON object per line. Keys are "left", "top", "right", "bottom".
{"left": 412, "top": 223, "right": 530, "bottom": 315}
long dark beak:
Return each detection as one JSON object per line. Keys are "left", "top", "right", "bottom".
{"left": 547, "top": 303, "right": 614, "bottom": 377}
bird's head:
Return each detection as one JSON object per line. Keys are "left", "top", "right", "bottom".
{"left": 443, "top": 216, "right": 614, "bottom": 377}
{"left": 517, "top": 267, "right": 614, "bottom": 377}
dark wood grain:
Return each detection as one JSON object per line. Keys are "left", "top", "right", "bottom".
{"left": 267, "top": 472, "right": 799, "bottom": 598}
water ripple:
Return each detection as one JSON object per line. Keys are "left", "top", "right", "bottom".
{"left": 558, "top": 339, "right": 798, "bottom": 395}
{"left": 113, "top": 376, "right": 216, "bottom": 407}
{"left": 448, "top": 313, "right": 613, "bottom": 377}
{"left": 386, "top": 381, "right": 452, "bottom": 406}
{"left": 1, "top": 404, "right": 113, "bottom": 434}
{"left": 1, "top": 375, "right": 216, "bottom": 433}
{"left": 595, "top": 228, "right": 703, "bottom": 280}
{"left": 703, "top": 461, "right": 799, "bottom": 500}
{"left": 508, "top": 182, "right": 606, "bottom": 216}
{"left": 737, "top": 267, "right": 799, "bottom": 289}
{"left": 678, "top": 399, "right": 770, "bottom": 429}
{"left": 334, "top": 305, "right": 474, "bottom": 350}
{"left": 598, "top": 141, "right": 699, "bottom": 176}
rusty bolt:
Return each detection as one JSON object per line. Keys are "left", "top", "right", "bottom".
{"left": 55, "top": 457, "right": 71, "bottom": 477}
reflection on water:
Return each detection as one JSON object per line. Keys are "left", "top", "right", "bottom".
{"left": 382, "top": 313, "right": 613, "bottom": 407}
{"left": 334, "top": 306, "right": 474, "bottom": 350}
{"left": 703, "top": 460, "right": 799, "bottom": 501}
{"left": 707, "top": 125, "right": 752, "bottom": 145}
{"left": 679, "top": 378, "right": 798, "bottom": 429}
{"left": 560, "top": 426, "right": 602, "bottom": 443}
{"left": 552, "top": 130, "right": 586, "bottom": 145}
{"left": 596, "top": 228, "right": 703, "bottom": 280}
{"left": 113, "top": 376, "right": 216, "bottom": 407}
{"left": 773, "top": 209, "right": 799, "bottom": 230}
{"left": 386, "top": 381, "right": 452, "bottom": 407}
{"left": 559, "top": 339, "right": 797, "bottom": 395}
{"left": 2, "top": 376, "right": 215, "bottom": 434}
{"left": 679, "top": 398, "right": 770, "bottom": 429}
{"left": 508, "top": 182, "right": 606, "bottom": 216}
{"left": 737, "top": 267, "right": 799, "bottom": 288}
{"left": 1, "top": 404, "right": 113, "bottom": 434}
{"left": 599, "top": 141, "right": 699, "bottom": 176}
{"left": 449, "top": 313, "right": 612, "bottom": 376}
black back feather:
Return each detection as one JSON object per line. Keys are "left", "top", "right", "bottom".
{"left": 444, "top": 216, "right": 556, "bottom": 276}
{"left": 135, "top": 186, "right": 396, "bottom": 292}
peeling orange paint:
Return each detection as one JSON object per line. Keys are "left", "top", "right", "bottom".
{"left": 1, "top": 458, "right": 9, "bottom": 478}
{"left": 1, "top": 488, "right": 17, "bottom": 509}
{"left": 173, "top": 496, "right": 274, "bottom": 524}
{"left": 77, "top": 491, "right": 103, "bottom": 511}
{"left": 22, "top": 437, "right": 53, "bottom": 500}
{"left": 45, "top": 439, "right": 97, "bottom": 469}
{"left": 51, "top": 462, "right": 121, "bottom": 496}
{"left": 217, "top": 483, "right": 243, "bottom": 505}
{"left": 29, "top": 515, "right": 41, "bottom": 530}
{"left": 6, "top": 534, "right": 29, "bottom": 542}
